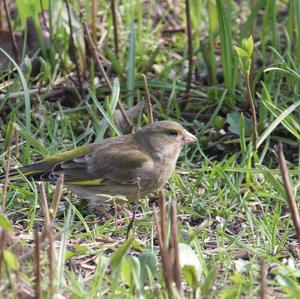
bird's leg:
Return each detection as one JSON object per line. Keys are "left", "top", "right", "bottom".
{"left": 126, "top": 202, "right": 137, "bottom": 238}
{"left": 126, "top": 177, "right": 141, "bottom": 238}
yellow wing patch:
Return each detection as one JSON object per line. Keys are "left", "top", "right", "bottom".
{"left": 67, "top": 178, "right": 103, "bottom": 185}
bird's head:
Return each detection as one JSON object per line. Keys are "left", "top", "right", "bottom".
{"left": 134, "top": 121, "right": 197, "bottom": 160}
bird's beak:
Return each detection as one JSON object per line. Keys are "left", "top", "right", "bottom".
{"left": 182, "top": 130, "right": 197, "bottom": 144}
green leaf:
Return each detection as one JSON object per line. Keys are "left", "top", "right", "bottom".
{"left": 0, "top": 213, "right": 13, "bottom": 232}
{"left": 138, "top": 250, "right": 157, "bottom": 283}
{"left": 182, "top": 265, "right": 200, "bottom": 289}
{"left": 111, "top": 237, "right": 134, "bottom": 270}
{"left": 242, "top": 35, "right": 254, "bottom": 56}
{"left": 234, "top": 46, "right": 249, "bottom": 58}
{"left": 104, "top": 47, "right": 122, "bottom": 77}
{"left": 201, "top": 269, "right": 217, "bottom": 297}
{"left": 17, "top": 125, "right": 48, "bottom": 155}
{"left": 4, "top": 250, "right": 19, "bottom": 271}
{"left": 121, "top": 257, "right": 133, "bottom": 286}
{"left": 226, "top": 112, "right": 251, "bottom": 136}
{"left": 179, "top": 243, "right": 202, "bottom": 289}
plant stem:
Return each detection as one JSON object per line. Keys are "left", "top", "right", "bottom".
{"left": 246, "top": 71, "right": 258, "bottom": 152}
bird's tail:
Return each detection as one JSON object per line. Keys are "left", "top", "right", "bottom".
{"left": 0, "top": 161, "right": 51, "bottom": 181}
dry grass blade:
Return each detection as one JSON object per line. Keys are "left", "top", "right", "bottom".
{"left": 141, "top": 74, "right": 154, "bottom": 123}
{"left": 278, "top": 144, "right": 300, "bottom": 244}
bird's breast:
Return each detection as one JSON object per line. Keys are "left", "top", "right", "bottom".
{"left": 137, "top": 158, "right": 176, "bottom": 193}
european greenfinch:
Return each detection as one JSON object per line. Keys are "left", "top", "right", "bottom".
{"left": 1, "top": 121, "right": 197, "bottom": 205}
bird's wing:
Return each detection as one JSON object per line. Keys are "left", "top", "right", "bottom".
{"left": 31, "top": 136, "right": 152, "bottom": 184}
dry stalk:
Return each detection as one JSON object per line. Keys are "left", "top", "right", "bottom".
{"left": 259, "top": 257, "right": 267, "bottom": 299}
{"left": 49, "top": 173, "right": 64, "bottom": 221}
{"left": 158, "top": 191, "right": 166, "bottom": 247}
{"left": 152, "top": 204, "right": 173, "bottom": 299}
{"left": 278, "top": 144, "right": 300, "bottom": 244}
{"left": 170, "top": 202, "right": 182, "bottom": 294}
{"left": 38, "top": 183, "right": 56, "bottom": 298}
{"left": 3, "top": 0, "right": 19, "bottom": 63}
{"left": 34, "top": 225, "right": 42, "bottom": 299}
{"left": 111, "top": 0, "right": 119, "bottom": 57}
{"left": 141, "top": 74, "right": 154, "bottom": 123}
{"left": 65, "top": 0, "right": 83, "bottom": 96}
{"left": 153, "top": 191, "right": 183, "bottom": 298}
{"left": 82, "top": 21, "right": 132, "bottom": 130}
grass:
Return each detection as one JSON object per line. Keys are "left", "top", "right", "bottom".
{"left": 1, "top": 0, "right": 300, "bottom": 298}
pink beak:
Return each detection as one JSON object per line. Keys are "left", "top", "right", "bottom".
{"left": 182, "top": 130, "right": 197, "bottom": 144}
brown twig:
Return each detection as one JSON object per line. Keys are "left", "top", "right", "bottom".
{"left": 65, "top": 0, "right": 84, "bottom": 96}
{"left": 83, "top": 21, "right": 132, "bottom": 130}
{"left": 278, "top": 144, "right": 300, "bottom": 244}
{"left": 34, "top": 225, "right": 42, "bottom": 299}
{"left": 259, "top": 257, "right": 267, "bottom": 299}
{"left": 3, "top": 0, "right": 19, "bottom": 63}
{"left": 185, "top": 0, "right": 193, "bottom": 93}
{"left": 141, "top": 74, "right": 154, "bottom": 123}
{"left": 111, "top": 0, "right": 119, "bottom": 57}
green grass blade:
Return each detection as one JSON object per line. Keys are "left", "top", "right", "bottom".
{"left": 127, "top": 22, "right": 136, "bottom": 107}
{"left": 216, "top": 0, "right": 234, "bottom": 90}
{"left": 96, "top": 78, "right": 121, "bottom": 140}
{"left": 0, "top": 47, "right": 31, "bottom": 132}
{"left": 88, "top": 88, "right": 122, "bottom": 137}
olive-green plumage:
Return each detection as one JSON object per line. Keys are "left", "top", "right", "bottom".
{"left": 1, "top": 121, "right": 197, "bottom": 204}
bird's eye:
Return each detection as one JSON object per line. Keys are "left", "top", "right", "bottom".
{"left": 167, "top": 129, "right": 178, "bottom": 136}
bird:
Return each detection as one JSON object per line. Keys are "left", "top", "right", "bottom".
{"left": 1, "top": 121, "right": 197, "bottom": 207}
